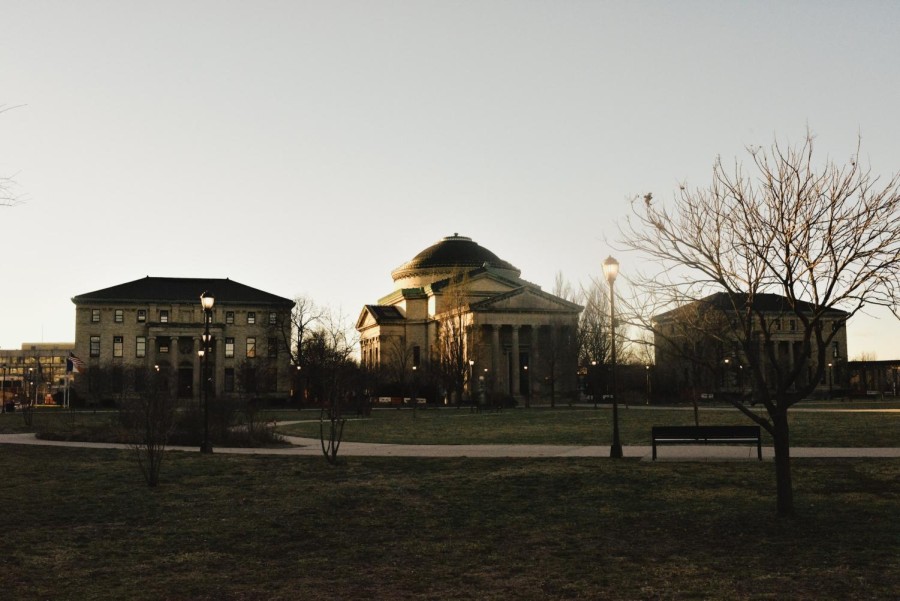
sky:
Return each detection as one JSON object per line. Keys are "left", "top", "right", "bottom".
{"left": 3, "top": 0, "right": 900, "bottom": 360}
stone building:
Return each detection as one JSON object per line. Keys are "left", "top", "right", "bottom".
{"left": 653, "top": 292, "right": 849, "bottom": 400}
{"left": 71, "top": 277, "right": 294, "bottom": 403}
{"left": 357, "top": 234, "right": 582, "bottom": 404}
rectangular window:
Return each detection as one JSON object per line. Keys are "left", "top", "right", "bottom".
{"left": 269, "top": 312, "right": 277, "bottom": 325}
{"left": 224, "top": 368, "right": 235, "bottom": 393}
{"left": 246, "top": 337, "right": 256, "bottom": 358}
{"left": 113, "top": 336, "right": 124, "bottom": 358}
{"left": 158, "top": 337, "right": 170, "bottom": 354}
{"left": 225, "top": 337, "right": 235, "bottom": 358}
{"left": 268, "top": 337, "right": 278, "bottom": 358}
{"left": 789, "top": 319, "right": 796, "bottom": 332}
{"left": 248, "top": 312, "right": 256, "bottom": 325}
{"left": 136, "top": 336, "right": 146, "bottom": 358}
{"left": 774, "top": 319, "right": 782, "bottom": 331}
{"left": 114, "top": 309, "right": 123, "bottom": 323}
{"left": 91, "top": 309, "right": 100, "bottom": 323}
{"left": 90, "top": 336, "right": 100, "bottom": 357}
{"left": 159, "top": 310, "right": 169, "bottom": 323}
{"left": 137, "top": 309, "right": 147, "bottom": 323}
{"left": 226, "top": 311, "right": 235, "bottom": 324}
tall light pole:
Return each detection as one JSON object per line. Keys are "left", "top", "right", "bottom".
{"left": 200, "top": 291, "right": 215, "bottom": 453}
{"left": 602, "top": 255, "right": 623, "bottom": 459}
{"left": 645, "top": 364, "right": 651, "bottom": 405}
{"left": 468, "top": 359, "right": 475, "bottom": 404}
{"left": 827, "top": 362, "right": 833, "bottom": 400}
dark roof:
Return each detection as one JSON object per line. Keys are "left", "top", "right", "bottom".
{"left": 391, "top": 234, "right": 520, "bottom": 281}
{"left": 654, "top": 292, "right": 849, "bottom": 321}
{"left": 72, "top": 277, "right": 294, "bottom": 307}
{"left": 364, "top": 305, "right": 405, "bottom": 322}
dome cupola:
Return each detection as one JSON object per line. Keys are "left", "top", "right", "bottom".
{"left": 391, "top": 234, "right": 520, "bottom": 288}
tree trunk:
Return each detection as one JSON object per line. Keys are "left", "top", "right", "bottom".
{"left": 771, "top": 409, "right": 795, "bottom": 517}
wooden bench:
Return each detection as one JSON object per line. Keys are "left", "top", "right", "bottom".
{"left": 651, "top": 425, "right": 762, "bottom": 461}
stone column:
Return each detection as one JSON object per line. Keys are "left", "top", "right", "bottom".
{"left": 212, "top": 335, "right": 222, "bottom": 397}
{"left": 194, "top": 336, "right": 203, "bottom": 401}
{"left": 511, "top": 325, "right": 520, "bottom": 396}
{"left": 491, "top": 325, "right": 501, "bottom": 393}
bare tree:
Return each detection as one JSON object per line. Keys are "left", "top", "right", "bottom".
{"left": 118, "top": 367, "right": 178, "bottom": 487}
{"left": 553, "top": 270, "right": 575, "bottom": 302}
{"left": 309, "top": 308, "right": 360, "bottom": 463}
{"left": 1, "top": 105, "right": 26, "bottom": 208}
{"left": 279, "top": 295, "right": 323, "bottom": 405}
{"left": 539, "top": 317, "right": 579, "bottom": 407}
{"left": 577, "top": 278, "right": 612, "bottom": 367}
{"left": 621, "top": 132, "right": 900, "bottom": 516}
{"left": 433, "top": 270, "right": 471, "bottom": 405}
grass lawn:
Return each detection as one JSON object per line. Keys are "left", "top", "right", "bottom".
{"left": 0, "top": 445, "right": 897, "bottom": 600}
{"left": 276, "top": 404, "right": 900, "bottom": 447}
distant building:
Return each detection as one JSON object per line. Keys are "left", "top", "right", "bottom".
{"left": 71, "top": 277, "right": 294, "bottom": 403}
{"left": 0, "top": 342, "right": 75, "bottom": 405}
{"left": 846, "top": 359, "right": 900, "bottom": 398}
{"left": 653, "top": 292, "right": 849, "bottom": 400}
{"left": 357, "top": 234, "right": 582, "bottom": 404}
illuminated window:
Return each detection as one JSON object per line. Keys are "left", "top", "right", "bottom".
{"left": 136, "top": 337, "right": 146, "bottom": 358}
{"left": 113, "top": 336, "right": 123, "bottom": 358}
{"left": 114, "top": 309, "right": 123, "bottom": 323}
{"left": 225, "top": 337, "right": 234, "bottom": 358}
{"left": 159, "top": 310, "right": 169, "bottom": 323}
{"left": 91, "top": 309, "right": 100, "bottom": 323}
{"left": 137, "top": 309, "right": 146, "bottom": 323}
{"left": 246, "top": 337, "right": 256, "bottom": 358}
{"left": 90, "top": 336, "right": 100, "bottom": 357}
{"left": 248, "top": 312, "right": 256, "bottom": 325}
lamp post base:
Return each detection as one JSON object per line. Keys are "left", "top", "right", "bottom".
{"left": 609, "top": 444, "right": 623, "bottom": 458}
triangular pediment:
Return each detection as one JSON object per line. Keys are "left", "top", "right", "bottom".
{"left": 470, "top": 286, "right": 583, "bottom": 314}
{"left": 356, "top": 305, "right": 406, "bottom": 330}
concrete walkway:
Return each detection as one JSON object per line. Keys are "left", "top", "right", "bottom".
{"left": 2, "top": 431, "right": 899, "bottom": 461}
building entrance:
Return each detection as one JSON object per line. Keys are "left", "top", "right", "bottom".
{"left": 178, "top": 367, "right": 194, "bottom": 398}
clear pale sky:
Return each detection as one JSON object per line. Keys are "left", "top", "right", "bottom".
{"left": 2, "top": 1, "right": 900, "bottom": 360}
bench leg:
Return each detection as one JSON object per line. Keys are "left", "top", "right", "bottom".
{"left": 652, "top": 442, "right": 657, "bottom": 461}
{"left": 757, "top": 439, "right": 762, "bottom": 461}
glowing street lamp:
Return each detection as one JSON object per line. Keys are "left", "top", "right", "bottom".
{"left": 602, "top": 255, "right": 623, "bottom": 459}
{"left": 200, "top": 291, "right": 215, "bottom": 453}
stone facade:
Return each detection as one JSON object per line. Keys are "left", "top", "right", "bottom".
{"left": 653, "top": 292, "right": 849, "bottom": 399}
{"left": 357, "top": 235, "right": 583, "bottom": 404}
{"left": 71, "top": 277, "right": 294, "bottom": 403}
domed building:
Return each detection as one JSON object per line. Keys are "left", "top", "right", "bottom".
{"left": 357, "top": 234, "right": 582, "bottom": 405}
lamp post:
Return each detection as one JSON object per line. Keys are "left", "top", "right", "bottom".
{"left": 200, "top": 291, "right": 215, "bottom": 453}
{"left": 602, "top": 255, "right": 623, "bottom": 459}
{"left": 523, "top": 364, "right": 531, "bottom": 408}
{"left": 645, "top": 364, "right": 651, "bottom": 405}
{"left": 468, "top": 359, "right": 475, "bottom": 404}
{"left": 827, "top": 362, "right": 833, "bottom": 400}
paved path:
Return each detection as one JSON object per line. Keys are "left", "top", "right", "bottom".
{"left": 2, "top": 431, "right": 899, "bottom": 461}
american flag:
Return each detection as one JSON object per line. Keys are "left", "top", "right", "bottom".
{"left": 66, "top": 353, "right": 86, "bottom": 374}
